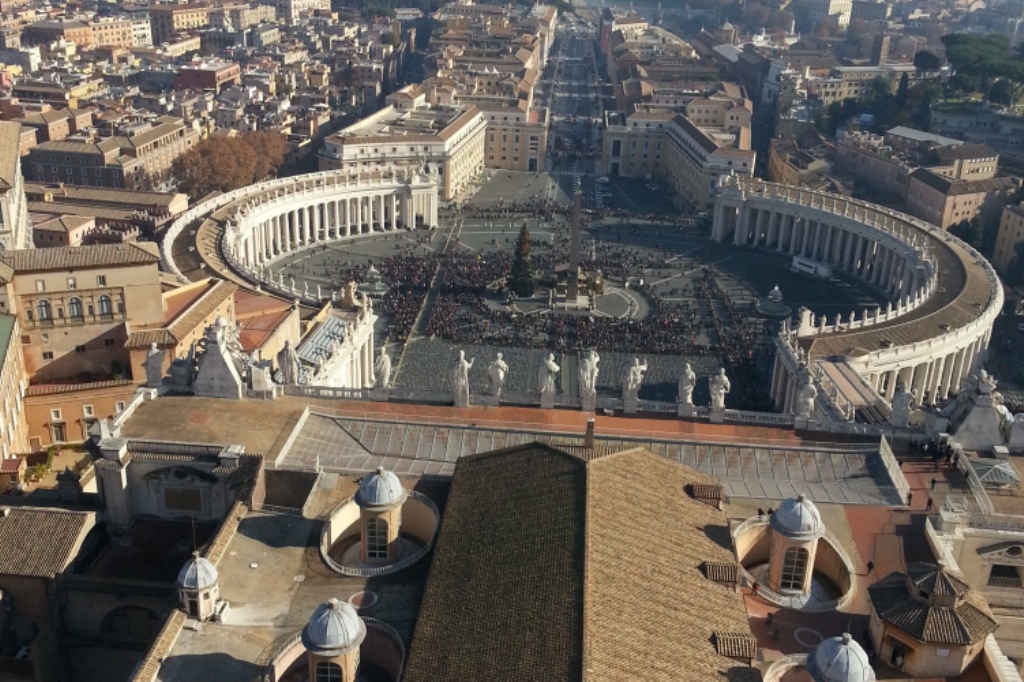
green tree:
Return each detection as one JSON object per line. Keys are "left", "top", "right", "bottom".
{"left": 507, "top": 225, "right": 536, "bottom": 297}
{"left": 913, "top": 50, "right": 942, "bottom": 72}
{"left": 950, "top": 216, "right": 984, "bottom": 250}
{"left": 896, "top": 72, "right": 910, "bottom": 110}
{"left": 941, "top": 33, "right": 1024, "bottom": 104}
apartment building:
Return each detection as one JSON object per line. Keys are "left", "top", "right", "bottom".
{"left": 906, "top": 168, "right": 1020, "bottom": 230}
{"left": 992, "top": 202, "right": 1024, "bottom": 274}
{"left": 0, "top": 122, "right": 32, "bottom": 253}
{"left": 930, "top": 103, "right": 1024, "bottom": 165}
{"left": 275, "top": 0, "right": 330, "bottom": 24}
{"left": 28, "top": 117, "right": 200, "bottom": 191}
{"left": 0, "top": 243, "right": 164, "bottom": 383}
{"left": 21, "top": 20, "right": 93, "bottom": 48}
{"left": 149, "top": 3, "right": 211, "bottom": 44}
{"left": 836, "top": 128, "right": 916, "bottom": 198}
{"left": 767, "top": 138, "right": 831, "bottom": 188}
{"left": 13, "top": 107, "right": 93, "bottom": 144}
{"left": 850, "top": 0, "right": 891, "bottom": 21}
{"left": 602, "top": 109, "right": 756, "bottom": 211}
{"left": 173, "top": 60, "right": 241, "bottom": 94}
{"left": 210, "top": 2, "right": 277, "bottom": 30}
{"left": 11, "top": 78, "right": 104, "bottom": 110}
{"left": 809, "top": 65, "right": 921, "bottom": 105}
{"left": 0, "top": 313, "right": 29, "bottom": 459}
{"left": 791, "top": 0, "right": 852, "bottom": 29}
{"left": 132, "top": 18, "right": 153, "bottom": 47}
{"left": 479, "top": 103, "right": 548, "bottom": 172}
{"left": 91, "top": 17, "right": 135, "bottom": 49}
{"left": 319, "top": 102, "right": 486, "bottom": 201}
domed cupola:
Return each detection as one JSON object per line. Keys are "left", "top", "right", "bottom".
{"left": 303, "top": 598, "right": 367, "bottom": 657}
{"left": 355, "top": 467, "right": 408, "bottom": 511}
{"left": 177, "top": 551, "right": 222, "bottom": 622}
{"left": 771, "top": 494, "right": 825, "bottom": 541}
{"left": 807, "top": 633, "right": 876, "bottom": 682}
{"left": 177, "top": 551, "right": 219, "bottom": 590}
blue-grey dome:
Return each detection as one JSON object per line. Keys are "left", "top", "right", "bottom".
{"left": 177, "top": 552, "right": 218, "bottom": 590}
{"left": 302, "top": 598, "right": 366, "bottom": 656}
{"left": 770, "top": 494, "right": 825, "bottom": 540}
{"left": 355, "top": 467, "right": 407, "bottom": 509}
{"left": 807, "top": 633, "right": 875, "bottom": 682}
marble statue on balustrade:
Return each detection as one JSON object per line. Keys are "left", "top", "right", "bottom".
{"left": 890, "top": 379, "right": 915, "bottom": 428}
{"left": 144, "top": 342, "right": 164, "bottom": 388}
{"left": 678, "top": 362, "right": 697, "bottom": 406}
{"left": 538, "top": 353, "right": 560, "bottom": 408}
{"left": 277, "top": 340, "right": 301, "bottom": 385}
{"left": 374, "top": 347, "right": 392, "bottom": 389}
{"left": 579, "top": 349, "right": 599, "bottom": 411}
{"left": 709, "top": 368, "right": 731, "bottom": 410}
{"left": 452, "top": 350, "right": 474, "bottom": 408}
{"left": 622, "top": 357, "right": 647, "bottom": 399}
{"left": 487, "top": 353, "right": 508, "bottom": 396}
{"left": 795, "top": 372, "right": 818, "bottom": 420}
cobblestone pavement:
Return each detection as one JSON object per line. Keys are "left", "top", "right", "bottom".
{"left": 284, "top": 414, "right": 901, "bottom": 506}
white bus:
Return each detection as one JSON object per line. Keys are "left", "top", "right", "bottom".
{"left": 791, "top": 256, "right": 832, "bottom": 279}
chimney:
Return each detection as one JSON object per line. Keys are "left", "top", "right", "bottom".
{"left": 585, "top": 418, "right": 595, "bottom": 449}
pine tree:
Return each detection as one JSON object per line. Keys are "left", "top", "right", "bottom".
{"left": 508, "top": 225, "right": 536, "bottom": 297}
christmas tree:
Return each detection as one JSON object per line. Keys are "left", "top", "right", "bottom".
{"left": 508, "top": 225, "right": 536, "bottom": 297}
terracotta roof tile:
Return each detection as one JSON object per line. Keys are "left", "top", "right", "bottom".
{"left": 0, "top": 507, "right": 94, "bottom": 577}
{"left": 0, "top": 242, "right": 159, "bottom": 273}
{"left": 403, "top": 443, "right": 758, "bottom": 682}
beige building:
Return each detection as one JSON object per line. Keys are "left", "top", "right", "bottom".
{"left": 810, "top": 65, "right": 922, "bottom": 106}
{"left": 993, "top": 202, "right": 1024, "bottom": 275}
{"left": 767, "top": 138, "right": 831, "bottom": 188}
{"left": 906, "top": 168, "right": 1020, "bottom": 230}
{"left": 0, "top": 313, "right": 29, "bottom": 458}
{"left": 601, "top": 109, "right": 755, "bottom": 210}
{"left": 319, "top": 102, "right": 486, "bottom": 201}
{"left": 480, "top": 103, "right": 548, "bottom": 172}
{"left": 0, "top": 243, "right": 164, "bottom": 383}
{"left": 149, "top": 3, "right": 211, "bottom": 45}
{"left": 32, "top": 215, "right": 94, "bottom": 247}
{"left": 91, "top": 17, "right": 136, "bottom": 49}
{"left": 28, "top": 117, "right": 200, "bottom": 191}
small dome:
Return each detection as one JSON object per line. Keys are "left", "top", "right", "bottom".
{"left": 177, "top": 552, "right": 218, "bottom": 590}
{"left": 770, "top": 494, "right": 825, "bottom": 540}
{"left": 302, "top": 598, "right": 366, "bottom": 656}
{"left": 355, "top": 467, "right": 407, "bottom": 510}
{"left": 807, "top": 633, "right": 876, "bottom": 682}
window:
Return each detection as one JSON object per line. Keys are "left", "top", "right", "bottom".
{"left": 315, "top": 662, "right": 342, "bottom": 682}
{"left": 98, "top": 295, "right": 113, "bottom": 315}
{"left": 115, "top": 401, "right": 126, "bottom": 412}
{"left": 50, "top": 408, "right": 62, "bottom": 421}
{"left": 104, "top": 338, "right": 115, "bottom": 347}
{"left": 35, "top": 280, "right": 45, "bottom": 293}
{"left": 37, "top": 300, "right": 52, "bottom": 321}
{"left": 780, "top": 546, "right": 809, "bottom": 590}
{"left": 42, "top": 351, "right": 53, "bottom": 360}
{"left": 988, "top": 564, "right": 1022, "bottom": 588}
{"left": 68, "top": 297, "right": 83, "bottom": 319}
{"left": 365, "top": 516, "right": 388, "bottom": 560}
{"left": 75, "top": 345, "right": 86, "bottom": 353}
{"left": 83, "top": 405, "right": 94, "bottom": 417}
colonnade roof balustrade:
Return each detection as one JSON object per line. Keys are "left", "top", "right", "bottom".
{"left": 718, "top": 177, "right": 1003, "bottom": 368}
{"left": 161, "top": 168, "right": 438, "bottom": 296}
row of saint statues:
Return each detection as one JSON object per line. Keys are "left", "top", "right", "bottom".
{"left": 439, "top": 349, "right": 732, "bottom": 409}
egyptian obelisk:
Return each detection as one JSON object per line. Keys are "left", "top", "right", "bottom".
{"left": 567, "top": 188, "right": 581, "bottom": 303}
